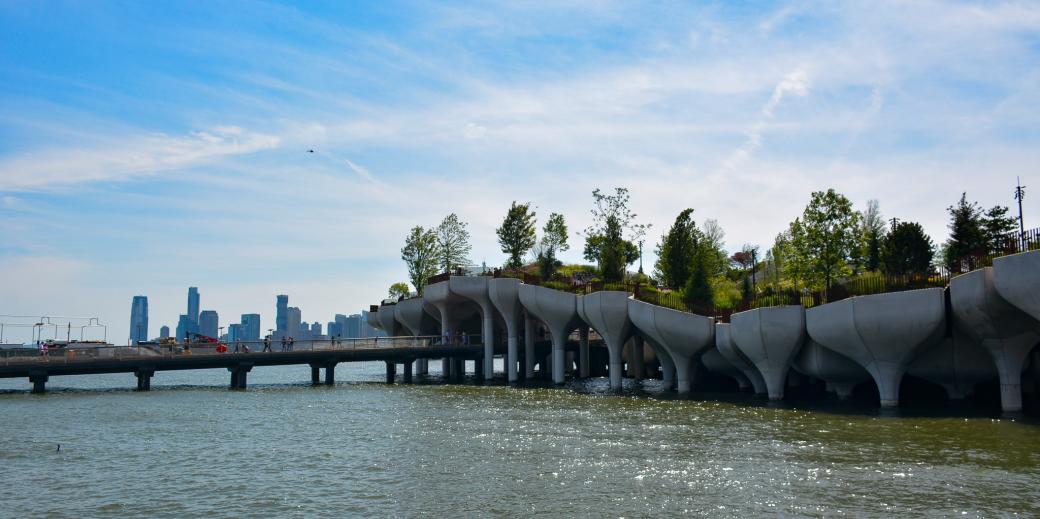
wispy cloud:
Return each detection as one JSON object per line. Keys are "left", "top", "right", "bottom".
{"left": 0, "top": 126, "right": 280, "bottom": 191}
{"left": 722, "top": 67, "right": 810, "bottom": 171}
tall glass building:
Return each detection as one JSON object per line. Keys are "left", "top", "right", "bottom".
{"left": 240, "top": 314, "right": 261, "bottom": 341}
{"left": 129, "top": 295, "right": 148, "bottom": 345}
{"left": 159, "top": 325, "right": 170, "bottom": 339}
{"left": 187, "top": 287, "right": 200, "bottom": 325}
{"left": 199, "top": 310, "right": 219, "bottom": 339}
{"left": 276, "top": 295, "right": 288, "bottom": 337}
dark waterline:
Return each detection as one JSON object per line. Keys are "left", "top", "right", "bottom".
{"left": 2, "top": 363, "right": 1038, "bottom": 517}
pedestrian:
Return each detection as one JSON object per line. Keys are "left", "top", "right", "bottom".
{"left": 263, "top": 336, "right": 272, "bottom": 352}
{"left": 288, "top": 336, "right": 295, "bottom": 351}
{"left": 281, "top": 336, "right": 288, "bottom": 352}
{"left": 233, "top": 339, "right": 241, "bottom": 353}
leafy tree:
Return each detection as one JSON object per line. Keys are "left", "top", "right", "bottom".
{"left": 435, "top": 213, "right": 472, "bottom": 273}
{"left": 583, "top": 187, "right": 644, "bottom": 281}
{"left": 881, "top": 222, "right": 934, "bottom": 276}
{"left": 496, "top": 201, "right": 537, "bottom": 269}
{"left": 653, "top": 209, "right": 699, "bottom": 289}
{"left": 537, "top": 213, "right": 569, "bottom": 279}
{"left": 684, "top": 255, "right": 714, "bottom": 309}
{"left": 982, "top": 205, "right": 1017, "bottom": 251}
{"left": 942, "top": 193, "right": 987, "bottom": 268}
{"left": 699, "top": 219, "right": 729, "bottom": 276}
{"left": 786, "top": 189, "right": 862, "bottom": 290}
{"left": 388, "top": 282, "right": 411, "bottom": 299}
{"left": 861, "top": 199, "right": 885, "bottom": 271}
{"left": 401, "top": 226, "right": 439, "bottom": 295}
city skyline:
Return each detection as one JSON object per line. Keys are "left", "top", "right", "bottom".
{"left": 1, "top": 2, "right": 1037, "bottom": 344}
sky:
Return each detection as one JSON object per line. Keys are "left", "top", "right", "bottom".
{"left": 1, "top": 1, "right": 1038, "bottom": 343}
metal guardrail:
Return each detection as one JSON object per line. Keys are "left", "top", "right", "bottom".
{"left": 0, "top": 335, "right": 483, "bottom": 367}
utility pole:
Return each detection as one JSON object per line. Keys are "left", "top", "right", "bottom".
{"left": 1014, "top": 176, "right": 1026, "bottom": 235}
{"left": 889, "top": 217, "right": 899, "bottom": 229}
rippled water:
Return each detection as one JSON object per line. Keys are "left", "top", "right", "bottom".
{"left": 1, "top": 363, "right": 1038, "bottom": 518}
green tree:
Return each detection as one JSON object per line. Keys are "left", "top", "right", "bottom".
{"left": 942, "top": 193, "right": 987, "bottom": 268}
{"left": 786, "top": 189, "right": 862, "bottom": 290}
{"left": 583, "top": 187, "right": 645, "bottom": 281}
{"left": 861, "top": 199, "right": 885, "bottom": 271}
{"left": 982, "top": 205, "right": 1017, "bottom": 251}
{"left": 388, "top": 282, "right": 411, "bottom": 299}
{"left": 653, "top": 208, "right": 699, "bottom": 289}
{"left": 496, "top": 201, "right": 537, "bottom": 269}
{"left": 881, "top": 221, "right": 934, "bottom": 276}
{"left": 537, "top": 213, "right": 569, "bottom": 279}
{"left": 435, "top": 213, "right": 472, "bottom": 273}
{"left": 401, "top": 226, "right": 439, "bottom": 295}
{"left": 684, "top": 255, "right": 714, "bottom": 309}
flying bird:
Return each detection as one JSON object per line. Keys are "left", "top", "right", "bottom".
{"left": 307, "top": 149, "right": 315, "bottom": 153}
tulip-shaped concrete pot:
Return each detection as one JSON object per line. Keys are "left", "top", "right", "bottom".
{"left": 579, "top": 291, "right": 633, "bottom": 390}
{"left": 993, "top": 250, "right": 1040, "bottom": 321}
{"left": 628, "top": 299, "right": 714, "bottom": 393}
{"left": 730, "top": 306, "right": 806, "bottom": 400}
{"left": 715, "top": 323, "right": 766, "bottom": 395}
{"left": 366, "top": 307, "right": 383, "bottom": 332}
{"left": 700, "top": 349, "right": 751, "bottom": 390}
{"left": 907, "top": 325, "right": 997, "bottom": 401}
{"left": 378, "top": 303, "right": 404, "bottom": 337}
{"left": 792, "top": 340, "right": 870, "bottom": 400}
{"left": 489, "top": 278, "right": 523, "bottom": 382}
{"left": 952, "top": 266, "right": 1040, "bottom": 412}
{"left": 807, "top": 288, "right": 945, "bottom": 407}
{"left": 518, "top": 284, "right": 581, "bottom": 384}
{"left": 450, "top": 276, "right": 497, "bottom": 380}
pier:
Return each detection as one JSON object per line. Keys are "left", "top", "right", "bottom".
{"left": 0, "top": 337, "right": 481, "bottom": 393}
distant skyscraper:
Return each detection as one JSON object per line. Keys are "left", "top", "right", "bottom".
{"left": 345, "top": 313, "right": 362, "bottom": 338}
{"left": 175, "top": 314, "right": 196, "bottom": 342}
{"left": 159, "top": 325, "right": 170, "bottom": 339}
{"left": 286, "top": 306, "right": 302, "bottom": 339}
{"left": 311, "top": 322, "right": 322, "bottom": 336}
{"left": 327, "top": 321, "right": 339, "bottom": 338}
{"left": 276, "top": 295, "right": 288, "bottom": 337}
{"left": 187, "top": 287, "right": 200, "bottom": 325}
{"left": 199, "top": 310, "right": 219, "bottom": 338}
{"left": 240, "top": 314, "right": 261, "bottom": 341}
{"left": 334, "top": 314, "right": 348, "bottom": 338}
{"left": 227, "top": 323, "right": 243, "bottom": 343}
{"left": 129, "top": 296, "right": 148, "bottom": 345}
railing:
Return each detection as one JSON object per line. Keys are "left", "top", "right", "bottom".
{"left": 0, "top": 335, "right": 477, "bottom": 367}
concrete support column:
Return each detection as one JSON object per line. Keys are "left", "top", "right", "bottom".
{"left": 524, "top": 317, "right": 536, "bottom": 380}
{"left": 385, "top": 361, "right": 396, "bottom": 384}
{"left": 228, "top": 364, "right": 251, "bottom": 390}
{"left": 135, "top": 369, "right": 154, "bottom": 391}
{"left": 608, "top": 345, "right": 623, "bottom": 389}
{"left": 442, "top": 358, "right": 450, "bottom": 377}
{"left": 673, "top": 356, "right": 693, "bottom": 394}
{"left": 454, "top": 358, "right": 464, "bottom": 382}
{"left": 543, "top": 353, "right": 552, "bottom": 379}
{"left": 507, "top": 333, "right": 519, "bottom": 383}
{"left": 324, "top": 364, "right": 335, "bottom": 386}
{"left": 29, "top": 370, "right": 47, "bottom": 394}
{"left": 475, "top": 357, "right": 484, "bottom": 382}
{"left": 579, "top": 326, "right": 590, "bottom": 378}
{"left": 631, "top": 336, "right": 645, "bottom": 381}
{"left": 310, "top": 365, "right": 321, "bottom": 385}
{"left": 551, "top": 329, "right": 567, "bottom": 385}
{"left": 403, "top": 360, "right": 413, "bottom": 384}
{"left": 483, "top": 315, "right": 494, "bottom": 381}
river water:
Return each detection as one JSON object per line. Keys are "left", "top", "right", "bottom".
{"left": 1, "top": 362, "right": 1038, "bottom": 518}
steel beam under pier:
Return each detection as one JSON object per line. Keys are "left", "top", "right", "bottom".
{"left": 135, "top": 368, "right": 154, "bottom": 391}
{"left": 228, "top": 364, "right": 252, "bottom": 390}
{"left": 403, "top": 360, "right": 413, "bottom": 383}
{"left": 29, "top": 370, "right": 47, "bottom": 394}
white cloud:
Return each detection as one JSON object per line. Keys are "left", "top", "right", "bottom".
{"left": 722, "top": 67, "right": 811, "bottom": 171}
{"left": 0, "top": 126, "right": 280, "bottom": 191}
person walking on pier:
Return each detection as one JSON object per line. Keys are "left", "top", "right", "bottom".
{"left": 288, "top": 336, "right": 295, "bottom": 351}
{"left": 263, "top": 336, "right": 272, "bottom": 352}
{"left": 281, "top": 336, "right": 288, "bottom": 352}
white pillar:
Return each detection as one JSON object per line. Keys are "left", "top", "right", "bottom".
{"left": 483, "top": 314, "right": 494, "bottom": 381}
{"left": 552, "top": 329, "right": 566, "bottom": 385}
{"left": 507, "top": 333, "right": 518, "bottom": 383}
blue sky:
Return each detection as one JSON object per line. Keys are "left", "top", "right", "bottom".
{"left": 1, "top": 1, "right": 1038, "bottom": 343}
